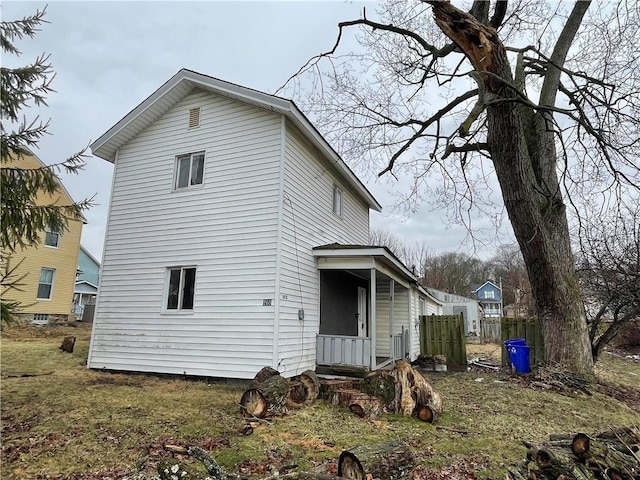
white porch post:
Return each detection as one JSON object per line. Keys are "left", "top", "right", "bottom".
{"left": 389, "top": 279, "right": 395, "bottom": 358}
{"left": 370, "top": 268, "right": 376, "bottom": 370}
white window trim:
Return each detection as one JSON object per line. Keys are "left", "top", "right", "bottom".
{"left": 36, "top": 267, "right": 55, "bottom": 300}
{"left": 44, "top": 228, "right": 60, "bottom": 248}
{"left": 162, "top": 265, "right": 197, "bottom": 314}
{"left": 332, "top": 185, "right": 343, "bottom": 217}
{"left": 173, "top": 152, "right": 205, "bottom": 190}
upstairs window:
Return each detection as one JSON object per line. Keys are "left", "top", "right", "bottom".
{"left": 166, "top": 266, "right": 196, "bottom": 310}
{"left": 175, "top": 152, "right": 205, "bottom": 189}
{"left": 484, "top": 290, "right": 495, "bottom": 299}
{"left": 44, "top": 226, "right": 60, "bottom": 247}
{"left": 332, "top": 185, "right": 343, "bottom": 217}
{"left": 37, "top": 268, "right": 55, "bottom": 299}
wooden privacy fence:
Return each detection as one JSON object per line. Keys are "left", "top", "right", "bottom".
{"left": 500, "top": 317, "right": 544, "bottom": 368}
{"left": 481, "top": 317, "right": 501, "bottom": 343}
{"left": 419, "top": 314, "right": 467, "bottom": 370}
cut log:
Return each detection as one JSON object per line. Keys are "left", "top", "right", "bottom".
{"left": 361, "top": 370, "right": 396, "bottom": 407}
{"left": 508, "top": 428, "right": 640, "bottom": 480}
{"left": 240, "top": 388, "right": 268, "bottom": 418}
{"left": 287, "top": 370, "right": 320, "bottom": 409}
{"left": 415, "top": 404, "right": 436, "bottom": 423}
{"left": 251, "top": 366, "right": 280, "bottom": 387}
{"left": 337, "top": 451, "right": 364, "bottom": 479}
{"left": 344, "top": 440, "right": 414, "bottom": 480}
{"left": 392, "top": 360, "right": 443, "bottom": 421}
{"left": 300, "top": 370, "right": 320, "bottom": 405}
{"left": 328, "top": 388, "right": 382, "bottom": 419}
{"left": 60, "top": 336, "right": 76, "bottom": 353}
{"left": 257, "top": 373, "right": 290, "bottom": 416}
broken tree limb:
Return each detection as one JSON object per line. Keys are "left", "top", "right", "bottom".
{"left": 507, "top": 428, "right": 640, "bottom": 480}
{"left": 188, "top": 446, "right": 229, "bottom": 480}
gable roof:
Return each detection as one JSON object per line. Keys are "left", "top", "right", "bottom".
{"left": 90, "top": 69, "right": 381, "bottom": 212}
{"left": 10, "top": 150, "right": 87, "bottom": 223}
{"left": 472, "top": 280, "right": 501, "bottom": 292}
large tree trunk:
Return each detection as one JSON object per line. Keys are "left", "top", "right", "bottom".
{"left": 430, "top": 2, "right": 595, "bottom": 375}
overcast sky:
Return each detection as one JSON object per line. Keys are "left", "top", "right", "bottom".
{"left": 4, "top": 1, "right": 511, "bottom": 262}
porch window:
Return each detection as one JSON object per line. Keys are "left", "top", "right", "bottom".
{"left": 175, "top": 152, "right": 205, "bottom": 189}
{"left": 166, "top": 266, "right": 196, "bottom": 310}
{"left": 332, "top": 185, "right": 343, "bottom": 217}
{"left": 37, "top": 268, "right": 55, "bottom": 299}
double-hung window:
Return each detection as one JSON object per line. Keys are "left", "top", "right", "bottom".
{"left": 44, "top": 226, "right": 60, "bottom": 247}
{"left": 37, "top": 268, "right": 55, "bottom": 300}
{"left": 166, "top": 267, "right": 196, "bottom": 311}
{"left": 332, "top": 185, "right": 343, "bottom": 217}
{"left": 175, "top": 152, "right": 205, "bottom": 189}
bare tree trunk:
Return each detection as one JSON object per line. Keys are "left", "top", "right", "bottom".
{"left": 430, "top": 2, "right": 594, "bottom": 375}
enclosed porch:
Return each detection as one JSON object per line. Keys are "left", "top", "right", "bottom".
{"left": 313, "top": 245, "right": 419, "bottom": 371}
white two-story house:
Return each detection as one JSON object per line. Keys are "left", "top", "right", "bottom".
{"left": 88, "top": 70, "right": 441, "bottom": 379}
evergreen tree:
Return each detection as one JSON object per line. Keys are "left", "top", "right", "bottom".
{"left": 1, "top": 8, "right": 92, "bottom": 325}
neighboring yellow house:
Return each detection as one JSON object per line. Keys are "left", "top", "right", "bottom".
{"left": 2, "top": 152, "right": 84, "bottom": 324}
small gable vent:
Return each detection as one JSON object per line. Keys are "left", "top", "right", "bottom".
{"left": 188, "top": 107, "right": 200, "bottom": 128}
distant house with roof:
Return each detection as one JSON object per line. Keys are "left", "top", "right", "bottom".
{"left": 470, "top": 280, "right": 503, "bottom": 318}
{"left": 1, "top": 152, "right": 84, "bottom": 325}
{"left": 73, "top": 245, "right": 100, "bottom": 321}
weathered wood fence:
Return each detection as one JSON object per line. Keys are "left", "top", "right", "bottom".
{"left": 419, "top": 314, "right": 467, "bottom": 370}
{"left": 500, "top": 317, "right": 544, "bottom": 368}
{"left": 481, "top": 317, "right": 501, "bottom": 343}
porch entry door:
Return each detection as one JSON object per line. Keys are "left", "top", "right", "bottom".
{"left": 357, "top": 286, "right": 368, "bottom": 338}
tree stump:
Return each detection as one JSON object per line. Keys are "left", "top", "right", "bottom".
{"left": 342, "top": 440, "right": 414, "bottom": 480}
{"left": 60, "top": 336, "right": 76, "bottom": 353}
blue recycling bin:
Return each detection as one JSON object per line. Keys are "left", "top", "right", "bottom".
{"left": 504, "top": 338, "right": 526, "bottom": 364}
{"left": 511, "top": 344, "right": 531, "bottom": 373}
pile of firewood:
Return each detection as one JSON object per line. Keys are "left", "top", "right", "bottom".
{"left": 238, "top": 367, "right": 320, "bottom": 432}
{"left": 506, "top": 427, "right": 640, "bottom": 479}
{"left": 239, "top": 361, "right": 442, "bottom": 424}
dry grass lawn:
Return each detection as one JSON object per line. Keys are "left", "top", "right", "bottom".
{"left": 1, "top": 324, "right": 638, "bottom": 479}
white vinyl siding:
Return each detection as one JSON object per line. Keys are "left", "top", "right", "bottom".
{"left": 89, "top": 89, "right": 282, "bottom": 379}
{"left": 276, "top": 123, "right": 370, "bottom": 376}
